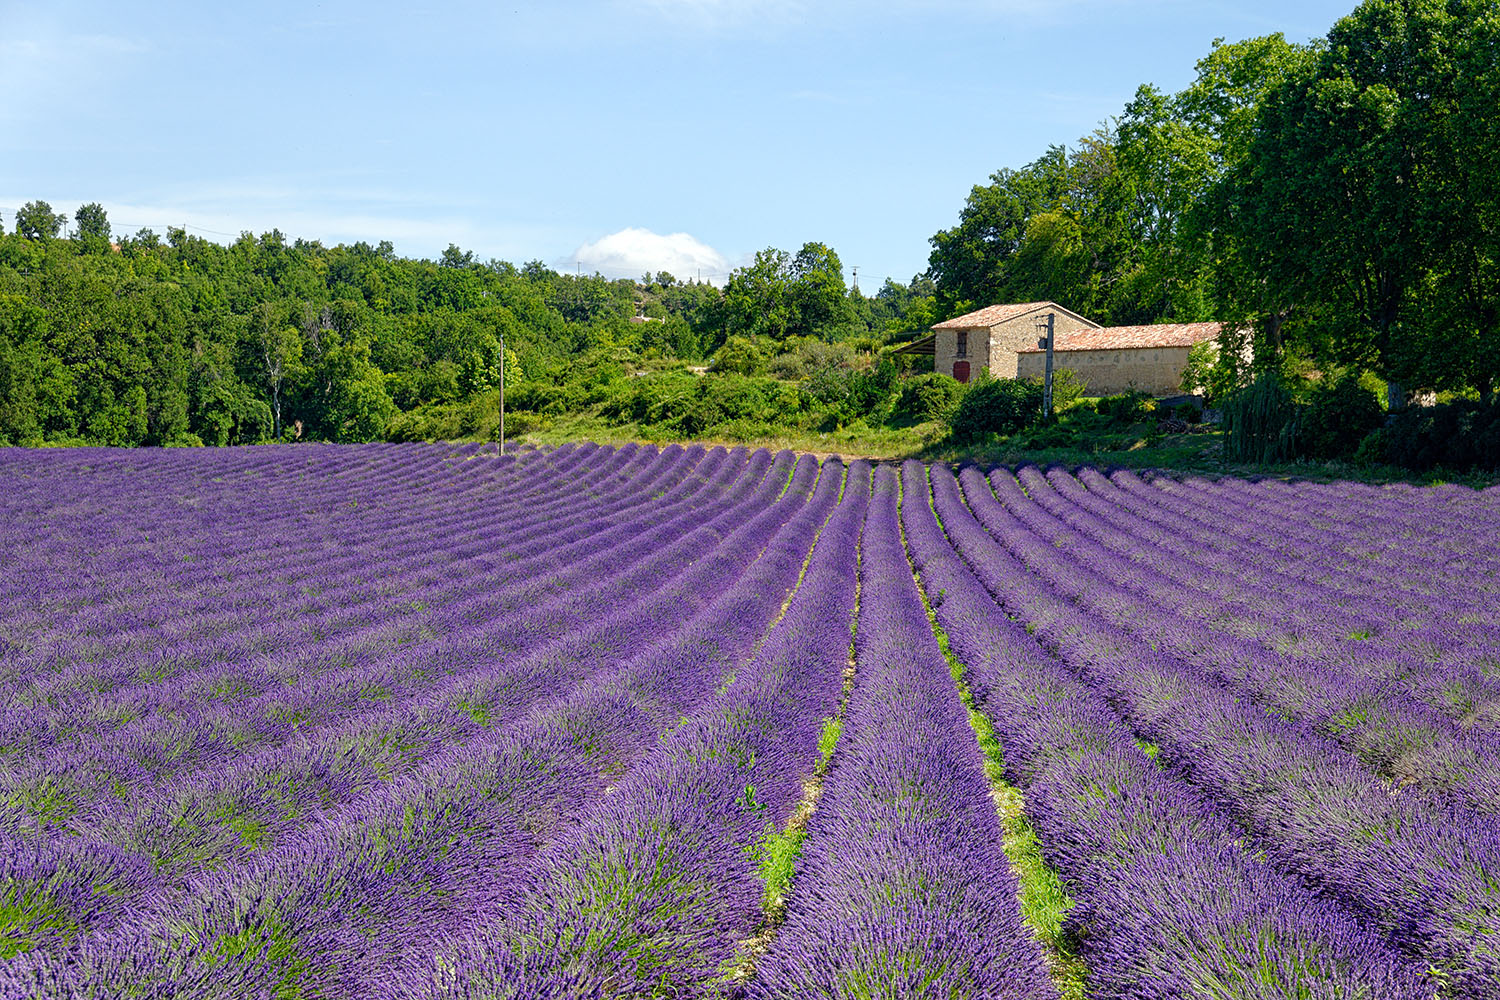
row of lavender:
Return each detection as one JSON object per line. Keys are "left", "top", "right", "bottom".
{"left": 993, "top": 464, "right": 1500, "bottom": 811}
{"left": 747, "top": 466, "right": 1055, "bottom": 997}
{"left": 0, "top": 443, "right": 840, "bottom": 995}
{"left": 906, "top": 461, "right": 1442, "bottom": 998}
{"left": 0, "top": 446, "right": 1064, "bottom": 999}
{"left": 3, "top": 443, "right": 1496, "bottom": 997}
{"left": 936, "top": 463, "right": 1500, "bottom": 993}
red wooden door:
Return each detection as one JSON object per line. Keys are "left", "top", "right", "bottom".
{"left": 953, "top": 360, "right": 971, "bottom": 383}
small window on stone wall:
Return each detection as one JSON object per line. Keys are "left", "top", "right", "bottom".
{"left": 956, "top": 331, "right": 968, "bottom": 357}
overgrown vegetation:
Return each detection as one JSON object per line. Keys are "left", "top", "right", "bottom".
{"left": 0, "top": 222, "right": 937, "bottom": 449}
{"left": 1221, "top": 375, "right": 1300, "bottom": 464}
{"left": 950, "top": 378, "right": 1045, "bottom": 443}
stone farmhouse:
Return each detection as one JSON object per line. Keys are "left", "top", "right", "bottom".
{"left": 896, "top": 301, "right": 1222, "bottom": 397}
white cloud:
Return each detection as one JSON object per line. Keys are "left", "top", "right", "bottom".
{"left": 566, "top": 227, "right": 732, "bottom": 284}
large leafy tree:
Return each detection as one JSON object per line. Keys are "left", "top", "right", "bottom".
{"left": 926, "top": 147, "right": 1071, "bottom": 314}
{"left": 713, "top": 242, "right": 859, "bottom": 344}
{"left": 0, "top": 294, "right": 48, "bottom": 443}
{"left": 1182, "top": 34, "right": 1316, "bottom": 368}
{"left": 1218, "top": 0, "right": 1469, "bottom": 407}
{"left": 1108, "top": 84, "right": 1219, "bottom": 323}
{"left": 254, "top": 301, "right": 303, "bottom": 440}
{"left": 1425, "top": 0, "right": 1500, "bottom": 398}
{"left": 74, "top": 202, "right": 111, "bottom": 249}
{"left": 717, "top": 247, "right": 793, "bottom": 343}
{"left": 787, "top": 242, "right": 852, "bottom": 338}
{"left": 14, "top": 201, "right": 67, "bottom": 241}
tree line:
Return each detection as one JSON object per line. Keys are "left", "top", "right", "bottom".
{"left": 0, "top": 203, "right": 944, "bottom": 447}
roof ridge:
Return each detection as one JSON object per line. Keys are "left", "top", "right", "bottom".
{"left": 932, "top": 300, "right": 1098, "bottom": 330}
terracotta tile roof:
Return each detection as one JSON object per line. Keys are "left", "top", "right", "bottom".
{"left": 1017, "top": 321, "right": 1223, "bottom": 353}
{"left": 932, "top": 301, "right": 1096, "bottom": 330}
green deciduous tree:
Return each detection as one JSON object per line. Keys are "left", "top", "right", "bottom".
{"left": 1425, "top": 0, "right": 1500, "bottom": 399}
{"left": 255, "top": 303, "right": 302, "bottom": 439}
{"left": 1185, "top": 34, "right": 1316, "bottom": 371}
{"left": 1217, "top": 0, "right": 1470, "bottom": 408}
{"left": 14, "top": 201, "right": 67, "bottom": 241}
{"left": 927, "top": 147, "right": 1072, "bottom": 313}
{"left": 1110, "top": 84, "right": 1218, "bottom": 322}
{"left": 709, "top": 335, "right": 766, "bottom": 376}
{"left": 0, "top": 294, "right": 47, "bottom": 443}
{"left": 302, "top": 338, "right": 396, "bottom": 442}
{"left": 74, "top": 202, "right": 111, "bottom": 249}
{"left": 787, "top": 242, "right": 853, "bottom": 337}
{"left": 719, "top": 248, "right": 794, "bottom": 342}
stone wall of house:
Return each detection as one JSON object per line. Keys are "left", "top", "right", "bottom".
{"left": 986, "top": 312, "right": 1095, "bottom": 379}
{"left": 934, "top": 328, "right": 965, "bottom": 380}
{"left": 1017, "top": 345, "right": 1194, "bottom": 396}
{"left": 935, "top": 311, "right": 1094, "bottom": 381}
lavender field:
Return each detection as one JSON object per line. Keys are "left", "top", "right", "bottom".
{"left": 2, "top": 442, "right": 1498, "bottom": 999}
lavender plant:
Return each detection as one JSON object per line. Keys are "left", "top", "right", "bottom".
{"left": 0, "top": 442, "right": 1495, "bottom": 999}
{"left": 748, "top": 465, "right": 1055, "bottom": 999}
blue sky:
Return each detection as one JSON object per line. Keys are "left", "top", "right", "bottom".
{"left": 2, "top": 0, "right": 1357, "bottom": 288}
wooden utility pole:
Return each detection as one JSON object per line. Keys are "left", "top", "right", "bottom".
{"left": 1038, "top": 312, "right": 1056, "bottom": 423}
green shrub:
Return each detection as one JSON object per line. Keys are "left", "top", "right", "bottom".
{"left": 1178, "top": 337, "right": 1244, "bottom": 404}
{"left": 848, "top": 357, "right": 899, "bottom": 416}
{"left": 949, "top": 377, "right": 1043, "bottom": 443}
{"left": 804, "top": 364, "right": 853, "bottom": 409}
{"left": 766, "top": 352, "right": 808, "bottom": 380}
{"left": 506, "top": 380, "right": 573, "bottom": 414}
{"left": 1095, "top": 391, "right": 1155, "bottom": 424}
{"left": 384, "top": 391, "right": 544, "bottom": 442}
{"left": 1352, "top": 428, "right": 1388, "bottom": 467}
{"left": 767, "top": 338, "right": 854, "bottom": 381}
{"left": 1173, "top": 402, "right": 1202, "bottom": 424}
{"left": 709, "top": 336, "right": 766, "bottom": 376}
{"left": 1299, "top": 376, "right": 1384, "bottom": 460}
{"left": 1049, "top": 368, "right": 1087, "bottom": 409}
{"left": 670, "top": 374, "right": 778, "bottom": 436}
{"left": 1383, "top": 398, "right": 1500, "bottom": 472}
{"left": 893, "top": 373, "right": 964, "bottom": 423}
{"left": 620, "top": 371, "right": 699, "bottom": 424}
{"left": 1221, "top": 374, "right": 1299, "bottom": 463}
{"left": 386, "top": 399, "right": 474, "bottom": 442}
